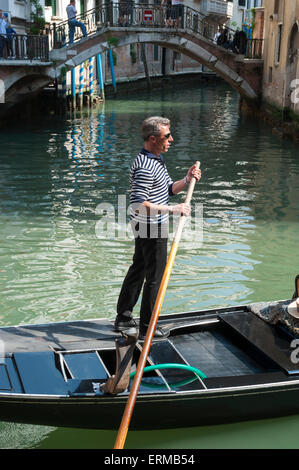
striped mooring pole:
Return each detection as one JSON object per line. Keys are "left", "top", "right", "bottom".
{"left": 97, "top": 53, "right": 105, "bottom": 99}
{"left": 71, "top": 67, "right": 76, "bottom": 110}
{"left": 60, "top": 68, "right": 67, "bottom": 112}
{"left": 61, "top": 70, "right": 67, "bottom": 98}
{"left": 79, "top": 63, "right": 84, "bottom": 109}
{"left": 89, "top": 57, "right": 93, "bottom": 105}
{"left": 108, "top": 49, "right": 116, "bottom": 94}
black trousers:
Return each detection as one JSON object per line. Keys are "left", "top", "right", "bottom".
{"left": 117, "top": 234, "right": 168, "bottom": 330}
{"left": 0, "top": 36, "right": 5, "bottom": 58}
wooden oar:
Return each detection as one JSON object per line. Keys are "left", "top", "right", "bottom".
{"left": 114, "top": 161, "right": 201, "bottom": 450}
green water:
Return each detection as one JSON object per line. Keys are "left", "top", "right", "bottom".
{"left": 0, "top": 82, "right": 299, "bottom": 449}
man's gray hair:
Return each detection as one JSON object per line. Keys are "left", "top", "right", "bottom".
{"left": 141, "top": 116, "right": 170, "bottom": 141}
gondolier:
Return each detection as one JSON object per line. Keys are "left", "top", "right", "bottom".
{"left": 114, "top": 116, "right": 201, "bottom": 340}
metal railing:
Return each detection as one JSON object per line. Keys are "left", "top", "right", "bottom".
{"left": 245, "top": 37, "right": 264, "bottom": 59}
{"left": 0, "top": 34, "right": 49, "bottom": 62}
{"left": 45, "top": 4, "right": 263, "bottom": 60}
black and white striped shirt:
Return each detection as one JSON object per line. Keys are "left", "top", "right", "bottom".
{"left": 130, "top": 148, "right": 174, "bottom": 225}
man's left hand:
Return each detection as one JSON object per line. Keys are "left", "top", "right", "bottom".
{"left": 186, "top": 164, "right": 201, "bottom": 183}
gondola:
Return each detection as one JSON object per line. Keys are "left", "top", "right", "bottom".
{"left": 0, "top": 276, "right": 299, "bottom": 430}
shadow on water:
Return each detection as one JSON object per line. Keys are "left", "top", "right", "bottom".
{"left": 1, "top": 414, "right": 299, "bottom": 449}
{"left": 38, "top": 415, "right": 299, "bottom": 449}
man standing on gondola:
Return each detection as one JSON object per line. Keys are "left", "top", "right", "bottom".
{"left": 114, "top": 116, "right": 201, "bottom": 340}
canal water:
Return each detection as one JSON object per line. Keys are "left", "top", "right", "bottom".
{"left": 0, "top": 81, "right": 299, "bottom": 449}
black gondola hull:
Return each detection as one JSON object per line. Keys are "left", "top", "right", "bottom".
{"left": 0, "top": 302, "right": 299, "bottom": 429}
{"left": 1, "top": 381, "right": 299, "bottom": 429}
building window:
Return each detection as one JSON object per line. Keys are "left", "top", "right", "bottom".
{"left": 80, "top": 0, "right": 85, "bottom": 15}
{"left": 289, "top": 23, "right": 299, "bottom": 64}
{"left": 45, "top": 0, "right": 56, "bottom": 16}
{"left": 153, "top": 45, "right": 159, "bottom": 62}
{"left": 269, "top": 66, "right": 272, "bottom": 83}
{"left": 274, "top": 0, "right": 279, "bottom": 15}
{"left": 275, "top": 24, "right": 282, "bottom": 63}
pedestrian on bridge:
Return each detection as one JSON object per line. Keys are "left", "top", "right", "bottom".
{"left": 118, "top": 0, "right": 133, "bottom": 26}
{"left": 0, "top": 10, "right": 7, "bottom": 59}
{"left": 170, "top": 0, "right": 184, "bottom": 28}
{"left": 3, "top": 14, "right": 16, "bottom": 59}
{"left": 66, "top": 0, "right": 88, "bottom": 45}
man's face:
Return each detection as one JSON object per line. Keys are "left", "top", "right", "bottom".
{"left": 0, "top": 11, "right": 3, "bottom": 19}
{"left": 154, "top": 125, "right": 173, "bottom": 154}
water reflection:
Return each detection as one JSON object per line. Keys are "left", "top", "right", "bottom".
{"left": 0, "top": 83, "right": 299, "bottom": 448}
{"left": 0, "top": 421, "right": 55, "bottom": 449}
{"left": 22, "top": 414, "right": 299, "bottom": 449}
{"left": 0, "top": 85, "right": 298, "bottom": 328}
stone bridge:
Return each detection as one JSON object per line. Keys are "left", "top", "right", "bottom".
{"left": 0, "top": 5, "right": 264, "bottom": 116}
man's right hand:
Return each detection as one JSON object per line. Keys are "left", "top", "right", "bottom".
{"left": 170, "top": 203, "right": 191, "bottom": 216}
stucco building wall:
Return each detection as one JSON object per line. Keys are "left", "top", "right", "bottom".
{"left": 262, "top": 0, "right": 299, "bottom": 115}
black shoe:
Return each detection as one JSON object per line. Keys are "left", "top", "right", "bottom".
{"left": 114, "top": 315, "right": 137, "bottom": 332}
{"left": 139, "top": 327, "right": 170, "bottom": 342}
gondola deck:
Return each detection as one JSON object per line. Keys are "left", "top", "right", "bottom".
{"left": 0, "top": 302, "right": 299, "bottom": 430}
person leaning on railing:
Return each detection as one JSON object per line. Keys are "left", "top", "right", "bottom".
{"left": 4, "top": 13, "right": 16, "bottom": 59}
{"left": 0, "top": 10, "right": 7, "bottom": 59}
{"left": 66, "top": 0, "right": 88, "bottom": 44}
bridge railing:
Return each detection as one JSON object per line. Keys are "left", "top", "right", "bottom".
{"left": 245, "top": 38, "right": 264, "bottom": 59}
{"left": 0, "top": 34, "right": 49, "bottom": 61}
{"left": 47, "top": 4, "right": 263, "bottom": 60}
{"left": 47, "top": 8, "right": 101, "bottom": 49}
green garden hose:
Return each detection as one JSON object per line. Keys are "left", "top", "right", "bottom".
{"left": 130, "top": 363, "right": 207, "bottom": 380}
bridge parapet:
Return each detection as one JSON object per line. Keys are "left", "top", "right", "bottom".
{"left": 44, "top": 26, "right": 262, "bottom": 103}
{"left": 0, "top": 35, "right": 49, "bottom": 62}
{"left": 48, "top": 4, "right": 263, "bottom": 60}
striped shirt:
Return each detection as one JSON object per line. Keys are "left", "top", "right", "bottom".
{"left": 130, "top": 148, "right": 174, "bottom": 225}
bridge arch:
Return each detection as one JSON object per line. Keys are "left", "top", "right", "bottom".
{"left": 0, "top": 67, "right": 54, "bottom": 113}
{"left": 0, "top": 23, "right": 263, "bottom": 115}
{"left": 6, "top": 73, "right": 51, "bottom": 103}
{"left": 56, "top": 29, "right": 260, "bottom": 101}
